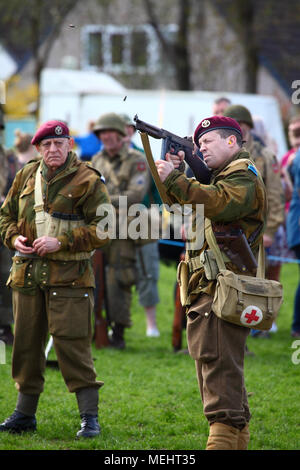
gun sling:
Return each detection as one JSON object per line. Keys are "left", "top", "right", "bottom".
{"left": 138, "top": 132, "right": 175, "bottom": 208}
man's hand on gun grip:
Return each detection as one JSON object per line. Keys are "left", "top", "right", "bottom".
{"left": 155, "top": 159, "right": 175, "bottom": 183}
{"left": 165, "top": 150, "right": 185, "bottom": 169}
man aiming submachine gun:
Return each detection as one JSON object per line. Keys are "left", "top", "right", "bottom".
{"left": 134, "top": 115, "right": 258, "bottom": 351}
{"left": 134, "top": 115, "right": 212, "bottom": 351}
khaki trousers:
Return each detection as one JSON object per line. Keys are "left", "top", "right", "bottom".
{"left": 187, "top": 294, "right": 250, "bottom": 430}
{"left": 12, "top": 287, "right": 103, "bottom": 395}
{"left": 105, "top": 239, "right": 137, "bottom": 327}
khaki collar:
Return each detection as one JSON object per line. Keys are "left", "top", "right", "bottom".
{"left": 211, "top": 148, "right": 250, "bottom": 179}
{"left": 41, "top": 151, "right": 78, "bottom": 182}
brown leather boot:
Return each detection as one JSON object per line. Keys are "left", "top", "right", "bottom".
{"left": 237, "top": 423, "right": 250, "bottom": 450}
{"left": 206, "top": 422, "right": 239, "bottom": 450}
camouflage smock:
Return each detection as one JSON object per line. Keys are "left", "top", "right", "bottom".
{"left": 92, "top": 144, "right": 149, "bottom": 207}
{"left": 0, "top": 151, "right": 111, "bottom": 294}
{"left": 91, "top": 144, "right": 150, "bottom": 238}
{"left": 163, "top": 149, "right": 267, "bottom": 306}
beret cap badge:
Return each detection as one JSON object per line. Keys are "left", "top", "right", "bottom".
{"left": 55, "top": 125, "right": 63, "bottom": 135}
{"left": 201, "top": 119, "right": 210, "bottom": 128}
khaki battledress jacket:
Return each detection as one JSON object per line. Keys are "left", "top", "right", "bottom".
{"left": 0, "top": 151, "right": 111, "bottom": 293}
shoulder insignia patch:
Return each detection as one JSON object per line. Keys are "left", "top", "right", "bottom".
{"left": 137, "top": 161, "right": 146, "bottom": 172}
{"left": 248, "top": 164, "right": 258, "bottom": 176}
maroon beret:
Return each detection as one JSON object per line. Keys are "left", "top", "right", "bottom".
{"left": 31, "top": 120, "right": 70, "bottom": 145}
{"left": 193, "top": 116, "right": 243, "bottom": 148}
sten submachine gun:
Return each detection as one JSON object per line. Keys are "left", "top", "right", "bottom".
{"left": 134, "top": 115, "right": 211, "bottom": 184}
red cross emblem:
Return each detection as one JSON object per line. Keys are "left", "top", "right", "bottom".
{"left": 240, "top": 305, "right": 263, "bottom": 327}
{"left": 245, "top": 309, "right": 260, "bottom": 324}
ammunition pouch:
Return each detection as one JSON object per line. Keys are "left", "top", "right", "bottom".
{"left": 199, "top": 249, "right": 231, "bottom": 280}
{"left": 177, "top": 260, "right": 189, "bottom": 306}
{"left": 188, "top": 249, "right": 230, "bottom": 281}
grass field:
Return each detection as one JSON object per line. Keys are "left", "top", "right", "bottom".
{"left": 0, "top": 260, "right": 299, "bottom": 451}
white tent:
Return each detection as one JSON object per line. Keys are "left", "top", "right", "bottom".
{"left": 40, "top": 68, "right": 126, "bottom": 96}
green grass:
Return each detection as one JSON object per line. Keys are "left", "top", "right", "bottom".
{"left": 0, "top": 261, "right": 299, "bottom": 450}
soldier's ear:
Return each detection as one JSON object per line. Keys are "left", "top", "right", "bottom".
{"left": 68, "top": 137, "right": 75, "bottom": 149}
{"left": 228, "top": 135, "right": 235, "bottom": 146}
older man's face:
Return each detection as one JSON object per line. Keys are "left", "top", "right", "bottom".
{"left": 39, "top": 137, "right": 73, "bottom": 170}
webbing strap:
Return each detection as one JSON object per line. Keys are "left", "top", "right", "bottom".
{"left": 34, "top": 162, "right": 47, "bottom": 238}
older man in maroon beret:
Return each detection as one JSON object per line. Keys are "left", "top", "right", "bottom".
{"left": 155, "top": 116, "right": 267, "bottom": 450}
{"left": 0, "top": 120, "right": 111, "bottom": 438}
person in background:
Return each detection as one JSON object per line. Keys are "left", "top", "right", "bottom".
{"left": 0, "top": 106, "right": 14, "bottom": 345}
{"left": 74, "top": 120, "right": 102, "bottom": 161}
{"left": 223, "top": 105, "right": 285, "bottom": 337}
{"left": 286, "top": 148, "right": 300, "bottom": 338}
{"left": 14, "top": 129, "right": 39, "bottom": 167}
{"left": 281, "top": 115, "right": 300, "bottom": 171}
{"left": 120, "top": 114, "right": 161, "bottom": 338}
{"left": 92, "top": 113, "right": 149, "bottom": 349}
{"left": 281, "top": 115, "right": 300, "bottom": 213}
{"left": 212, "top": 97, "right": 232, "bottom": 116}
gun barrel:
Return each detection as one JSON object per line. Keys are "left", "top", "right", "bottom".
{"left": 134, "top": 114, "right": 163, "bottom": 139}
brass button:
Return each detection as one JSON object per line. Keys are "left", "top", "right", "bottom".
{"left": 204, "top": 312, "right": 209, "bottom": 317}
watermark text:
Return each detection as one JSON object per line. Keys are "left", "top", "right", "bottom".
{"left": 96, "top": 198, "right": 204, "bottom": 250}
{"left": 291, "top": 340, "right": 300, "bottom": 365}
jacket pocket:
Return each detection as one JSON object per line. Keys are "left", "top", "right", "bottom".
{"left": 48, "top": 287, "right": 92, "bottom": 338}
{"left": 9, "top": 256, "right": 28, "bottom": 287}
